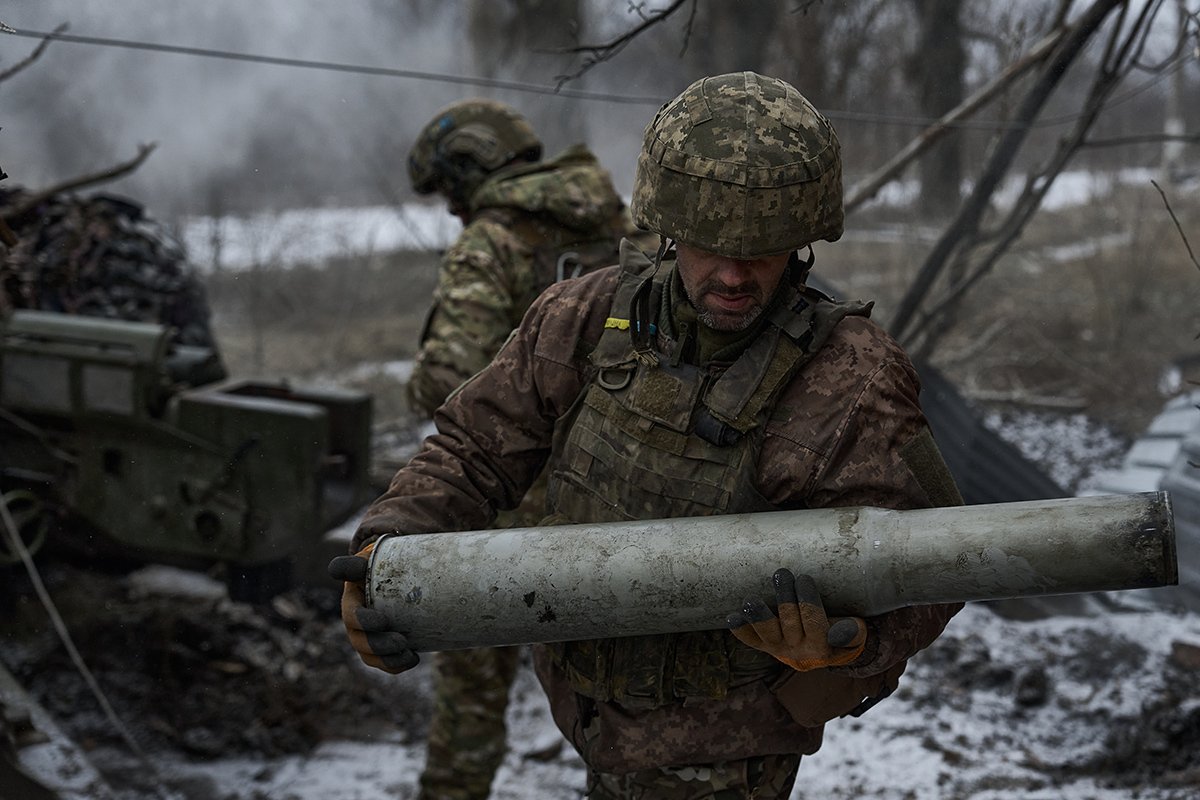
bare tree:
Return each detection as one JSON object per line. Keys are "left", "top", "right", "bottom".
{"left": 844, "top": 24, "right": 1068, "bottom": 214}
{"left": 1161, "top": 0, "right": 1195, "bottom": 181}
{"left": 906, "top": 0, "right": 968, "bottom": 219}
{"left": 890, "top": 0, "right": 1183, "bottom": 358}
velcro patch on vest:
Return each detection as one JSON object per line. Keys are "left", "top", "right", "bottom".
{"left": 627, "top": 362, "right": 700, "bottom": 433}
{"left": 569, "top": 409, "right": 733, "bottom": 508}
{"left": 900, "top": 426, "right": 964, "bottom": 508}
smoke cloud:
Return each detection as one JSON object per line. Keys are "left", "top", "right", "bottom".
{"left": 1, "top": 1, "right": 675, "bottom": 218}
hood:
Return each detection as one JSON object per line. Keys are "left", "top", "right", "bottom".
{"left": 469, "top": 144, "right": 625, "bottom": 232}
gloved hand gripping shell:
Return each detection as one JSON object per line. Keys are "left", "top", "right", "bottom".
{"left": 726, "top": 567, "right": 868, "bottom": 672}
{"left": 328, "top": 541, "right": 420, "bottom": 674}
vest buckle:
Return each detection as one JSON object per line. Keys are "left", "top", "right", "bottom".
{"left": 694, "top": 408, "right": 741, "bottom": 446}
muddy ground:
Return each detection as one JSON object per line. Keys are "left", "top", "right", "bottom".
{"left": 1, "top": 561, "right": 424, "bottom": 789}
{"left": 4, "top": 560, "right": 1200, "bottom": 799}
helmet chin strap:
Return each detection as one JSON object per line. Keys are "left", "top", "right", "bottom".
{"left": 787, "top": 245, "right": 816, "bottom": 286}
{"left": 653, "top": 236, "right": 675, "bottom": 272}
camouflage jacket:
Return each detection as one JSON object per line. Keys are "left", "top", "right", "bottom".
{"left": 358, "top": 246, "right": 960, "bottom": 762}
{"left": 406, "top": 144, "right": 638, "bottom": 416}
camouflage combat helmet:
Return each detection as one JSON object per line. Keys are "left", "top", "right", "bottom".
{"left": 631, "top": 72, "right": 844, "bottom": 258}
{"left": 408, "top": 99, "right": 543, "bottom": 208}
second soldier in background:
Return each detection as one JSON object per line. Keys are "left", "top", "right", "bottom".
{"left": 404, "top": 99, "right": 649, "bottom": 800}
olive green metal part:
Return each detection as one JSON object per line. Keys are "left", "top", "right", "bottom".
{"left": 0, "top": 310, "right": 373, "bottom": 570}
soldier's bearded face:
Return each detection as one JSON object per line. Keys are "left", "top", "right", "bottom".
{"left": 675, "top": 244, "right": 791, "bottom": 332}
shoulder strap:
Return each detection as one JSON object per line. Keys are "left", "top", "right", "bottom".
{"left": 703, "top": 285, "right": 873, "bottom": 434}
{"left": 589, "top": 240, "right": 662, "bottom": 368}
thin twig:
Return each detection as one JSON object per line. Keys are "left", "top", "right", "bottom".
{"left": 0, "top": 22, "right": 65, "bottom": 82}
{"left": 554, "top": 0, "right": 690, "bottom": 87}
{"left": 845, "top": 24, "right": 1066, "bottom": 215}
{"left": 0, "top": 496, "right": 178, "bottom": 800}
{"left": 4, "top": 143, "right": 157, "bottom": 218}
{"left": 678, "top": 0, "right": 698, "bottom": 57}
{"left": 1151, "top": 178, "right": 1200, "bottom": 273}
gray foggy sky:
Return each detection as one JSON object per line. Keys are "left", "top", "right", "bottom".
{"left": 1, "top": 1, "right": 677, "bottom": 217}
{"left": 6, "top": 2, "right": 1183, "bottom": 221}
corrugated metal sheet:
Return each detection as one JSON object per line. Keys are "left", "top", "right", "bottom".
{"left": 1082, "top": 390, "right": 1200, "bottom": 497}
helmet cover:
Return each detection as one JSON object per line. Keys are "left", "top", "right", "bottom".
{"left": 408, "top": 99, "right": 543, "bottom": 198}
{"left": 631, "top": 71, "right": 844, "bottom": 258}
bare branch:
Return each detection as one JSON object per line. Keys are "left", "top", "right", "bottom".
{"left": 935, "top": 317, "right": 1010, "bottom": 367}
{"left": 554, "top": 0, "right": 691, "bottom": 87}
{"left": 889, "top": 0, "right": 1127, "bottom": 346}
{"left": 1049, "top": 0, "right": 1074, "bottom": 30}
{"left": 3, "top": 144, "right": 158, "bottom": 218}
{"left": 678, "top": 0, "right": 699, "bottom": 57}
{"left": 845, "top": 24, "right": 1067, "bottom": 215}
{"left": 788, "top": 1, "right": 823, "bottom": 14}
{"left": 905, "top": 1, "right": 1168, "bottom": 357}
{"left": 0, "top": 22, "right": 66, "bottom": 83}
{"left": 1151, "top": 178, "right": 1200, "bottom": 274}
{"left": 959, "top": 389, "right": 1090, "bottom": 410}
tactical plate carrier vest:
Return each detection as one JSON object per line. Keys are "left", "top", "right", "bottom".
{"left": 544, "top": 246, "right": 871, "bottom": 708}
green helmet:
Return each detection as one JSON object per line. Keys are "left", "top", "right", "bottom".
{"left": 631, "top": 71, "right": 844, "bottom": 258}
{"left": 407, "top": 99, "right": 543, "bottom": 206}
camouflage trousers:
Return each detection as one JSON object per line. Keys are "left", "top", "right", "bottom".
{"left": 586, "top": 754, "right": 803, "bottom": 799}
{"left": 418, "top": 646, "right": 521, "bottom": 800}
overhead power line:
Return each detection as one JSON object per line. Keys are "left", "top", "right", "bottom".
{"left": 3, "top": 27, "right": 1187, "bottom": 131}
{"left": 5, "top": 27, "right": 668, "bottom": 106}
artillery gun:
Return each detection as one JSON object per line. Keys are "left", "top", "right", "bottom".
{"left": 0, "top": 309, "right": 373, "bottom": 601}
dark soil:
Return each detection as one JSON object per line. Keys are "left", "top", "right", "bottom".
{"left": 1, "top": 559, "right": 430, "bottom": 794}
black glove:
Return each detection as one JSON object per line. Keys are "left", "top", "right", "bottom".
{"left": 328, "top": 543, "right": 419, "bottom": 674}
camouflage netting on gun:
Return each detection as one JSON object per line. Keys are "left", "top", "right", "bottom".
{"left": 0, "top": 187, "right": 219, "bottom": 349}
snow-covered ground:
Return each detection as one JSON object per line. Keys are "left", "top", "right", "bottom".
{"left": 75, "top": 578, "right": 1200, "bottom": 800}
{"left": 982, "top": 410, "right": 1131, "bottom": 494}
{"left": 175, "top": 168, "right": 1170, "bottom": 272}
{"left": 177, "top": 203, "right": 463, "bottom": 272}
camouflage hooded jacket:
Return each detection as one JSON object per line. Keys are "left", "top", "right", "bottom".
{"left": 406, "top": 144, "right": 636, "bottom": 416}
